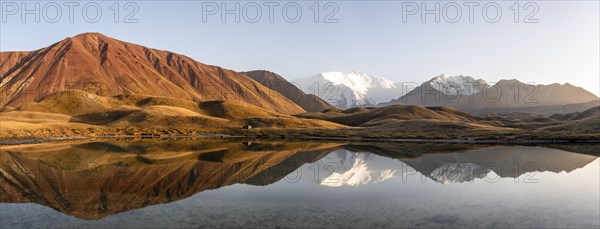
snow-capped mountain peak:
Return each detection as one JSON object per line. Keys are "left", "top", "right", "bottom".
{"left": 306, "top": 151, "right": 412, "bottom": 187}
{"left": 320, "top": 156, "right": 398, "bottom": 187}
{"left": 429, "top": 163, "right": 487, "bottom": 184}
{"left": 319, "top": 71, "right": 398, "bottom": 94}
{"left": 294, "top": 72, "right": 491, "bottom": 108}
{"left": 428, "top": 74, "right": 488, "bottom": 96}
{"left": 293, "top": 72, "right": 405, "bottom": 108}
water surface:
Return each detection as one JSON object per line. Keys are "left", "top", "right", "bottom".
{"left": 1, "top": 140, "right": 598, "bottom": 228}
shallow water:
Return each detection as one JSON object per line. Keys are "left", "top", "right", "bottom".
{"left": 1, "top": 140, "right": 598, "bottom": 228}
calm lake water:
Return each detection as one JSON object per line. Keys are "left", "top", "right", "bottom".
{"left": 1, "top": 140, "right": 598, "bottom": 228}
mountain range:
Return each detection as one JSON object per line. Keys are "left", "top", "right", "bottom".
{"left": 293, "top": 72, "right": 598, "bottom": 115}
{"left": 304, "top": 145, "right": 598, "bottom": 186}
{"left": 0, "top": 33, "right": 303, "bottom": 114}
{"left": 293, "top": 72, "right": 406, "bottom": 108}
{"left": 383, "top": 75, "right": 599, "bottom": 115}
{"left": 2, "top": 33, "right": 597, "bottom": 116}
{"left": 0, "top": 33, "right": 598, "bottom": 139}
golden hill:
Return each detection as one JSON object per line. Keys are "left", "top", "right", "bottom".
{"left": 1, "top": 90, "right": 597, "bottom": 140}
{"left": 297, "top": 104, "right": 478, "bottom": 127}
{"left": 536, "top": 107, "right": 600, "bottom": 135}
{"left": 0, "top": 90, "right": 344, "bottom": 138}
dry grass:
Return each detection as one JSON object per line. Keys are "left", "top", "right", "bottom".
{"left": 298, "top": 105, "right": 478, "bottom": 127}
{"left": 0, "top": 90, "right": 345, "bottom": 138}
{"left": 1, "top": 90, "right": 598, "bottom": 140}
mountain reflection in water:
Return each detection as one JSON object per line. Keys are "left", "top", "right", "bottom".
{"left": 0, "top": 140, "right": 598, "bottom": 228}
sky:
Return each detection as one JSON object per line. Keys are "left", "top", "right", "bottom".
{"left": 1, "top": 1, "right": 598, "bottom": 96}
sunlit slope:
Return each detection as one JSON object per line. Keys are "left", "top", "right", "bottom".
{"left": 0, "top": 90, "right": 345, "bottom": 137}
{"left": 0, "top": 33, "right": 304, "bottom": 114}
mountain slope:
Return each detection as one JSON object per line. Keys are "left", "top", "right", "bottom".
{"left": 400, "top": 146, "right": 598, "bottom": 183}
{"left": 297, "top": 105, "right": 478, "bottom": 127}
{"left": 427, "top": 74, "right": 488, "bottom": 95}
{"left": 293, "top": 72, "right": 406, "bottom": 108}
{"left": 0, "top": 33, "right": 304, "bottom": 114}
{"left": 514, "top": 100, "right": 600, "bottom": 116}
{"left": 0, "top": 140, "right": 341, "bottom": 219}
{"left": 1, "top": 90, "right": 344, "bottom": 134}
{"left": 308, "top": 150, "right": 408, "bottom": 187}
{"left": 383, "top": 75, "right": 598, "bottom": 115}
{"left": 537, "top": 106, "right": 600, "bottom": 134}
{"left": 242, "top": 70, "right": 334, "bottom": 112}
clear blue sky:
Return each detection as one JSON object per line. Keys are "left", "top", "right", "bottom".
{"left": 1, "top": 1, "right": 598, "bottom": 95}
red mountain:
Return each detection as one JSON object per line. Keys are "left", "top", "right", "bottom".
{"left": 0, "top": 33, "right": 304, "bottom": 114}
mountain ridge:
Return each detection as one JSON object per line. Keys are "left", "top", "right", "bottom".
{"left": 0, "top": 32, "right": 305, "bottom": 114}
{"left": 293, "top": 71, "right": 406, "bottom": 108}
{"left": 241, "top": 70, "right": 334, "bottom": 112}
{"left": 292, "top": 72, "right": 598, "bottom": 115}
{"left": 381, "top": 75, "right": 598, "bottom": 115}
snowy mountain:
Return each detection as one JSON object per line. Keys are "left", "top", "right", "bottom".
{"left": 428, "top": 74, "right": 488, "bottom": 96}
{"left": 292, "top": 72, "right": 487, "bottom": 109}
{"left": 427, "top": 163, "right": 487, "bottom": 184}
{"left": 400, "top": 146, "right": 599, "bottom": 184}
{"left": 295, "top": 146, "right": 598, "bottom": 186}
{"left": 382, "top": 74, "right": 599, "bottom": 115}
{"left": 292, "top": 72, "right": 406, "bottom": 109}
{"left": 301, "top": 150, "right": 415, "bottom": 187}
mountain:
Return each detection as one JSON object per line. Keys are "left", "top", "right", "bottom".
{"left": 306, "top": 150, "right": 411, "bottom": 187}
{"left": 0, "top": 33, "right": 304, "bottom": 114}
{"left": 427, "top": 74, "right": 488, "bottom": 95}
{"left": 296, "top": 104, "right": 520, "bottom": 139}
{"left": 537, "top": 106, "right": 600, "bottom": 134}
{"left": 382, "top": 74, "right": 599, "bottom": 115}
{"left": 0, "top": 140, "right": 340, "bottom": 219}
{"left": 293, "top": 72, "right": 406, "bottom": 108}
{"left": 241, "top": 70, "right": 334, "bottom": 112}
{"left": 297, "top": 105, "right": 478, "bottom": 127}
{"left": 509, "top": 100, "right": 600, "bottom": 116}
{"left": 0, "top": 90, "right": 344, "bottom": 138}
{"left": 400, "top": 145, "right": 598, "bottom": 184}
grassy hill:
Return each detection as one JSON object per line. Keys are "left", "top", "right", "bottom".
{"left": 1, "top": 90, "right": 597, "bottom": 140}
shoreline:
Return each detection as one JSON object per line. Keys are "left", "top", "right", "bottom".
{"left": 1, "top": 134, "right": 599, "bottom": 146}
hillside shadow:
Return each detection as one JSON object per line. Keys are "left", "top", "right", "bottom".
{"left": 69, "top": 110, "right": 136, "bottom": 124}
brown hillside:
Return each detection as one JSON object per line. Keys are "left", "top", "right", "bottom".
{"left": 1, "top": 90, "right": 343, "bottom": 137}
{"left": 0, "top": 33, "right": 304, "bottom": 114}
{"left": 0, "top": 140, "right": 339, "bottom": 219}
{"left": 298, "top": 105, "right": 478, "bottom": 127}
{"left": 536, "top": 106, "right": 600, "bottom": 134}
{"left": 242, "top": 70, "right": 334, "bottom": 112}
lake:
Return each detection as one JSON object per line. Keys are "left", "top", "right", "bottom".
{"left": 1, "top": 139, "right": 598, "bottom": 228}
